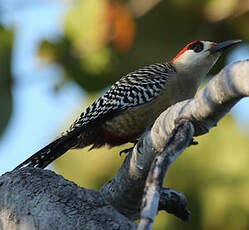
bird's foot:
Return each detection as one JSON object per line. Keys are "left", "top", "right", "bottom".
{"left": 189, "top": 138, "right": 198, "bottom": 146}
{"left": 119, "top": 147, "right": 134, "bottom": 156}
{"left": 119, "top": 140, "right": 138, "bottom": 156}
{"left": 130, "top": 140, "right": 138, "bottom": 144}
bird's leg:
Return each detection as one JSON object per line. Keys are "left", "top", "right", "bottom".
{"left": 130, "top": 140, "right": 138, "bottom": 144}
{"left": 119, "top": 140, "right": 138, "bottom": 156}
{"left": 189, "top": 138, "right": 198, "bottom": 146}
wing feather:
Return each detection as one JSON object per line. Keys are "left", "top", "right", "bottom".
{"left": 67, "top": 62, "right": 175, "bottom": 133}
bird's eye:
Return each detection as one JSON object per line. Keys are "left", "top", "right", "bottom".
{"left": 188, "top": 41, "right": 204, "bottom": 53}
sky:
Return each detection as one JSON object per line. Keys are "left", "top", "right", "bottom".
{"left": 0, "top": 1, "right": 248, "bottom": 175}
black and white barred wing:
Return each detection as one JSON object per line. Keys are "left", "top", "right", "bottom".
{"left": 69, "top": 63, "right": 175, "bottom": 131}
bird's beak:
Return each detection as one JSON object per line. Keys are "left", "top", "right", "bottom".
{"left": 208, "top": 40, "right": 242, "bottom": 54}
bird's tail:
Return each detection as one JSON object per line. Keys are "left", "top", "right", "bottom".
{"left": 14, "top": 134, "right": 78, "bottom": 169}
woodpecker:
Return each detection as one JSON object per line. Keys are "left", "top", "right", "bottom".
{"left": 15, "top": 40, "right": 241, "bottom": 169}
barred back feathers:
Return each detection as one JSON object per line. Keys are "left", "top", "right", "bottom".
{"left": 69, "top": 63, "right": 175, "bottom": 131}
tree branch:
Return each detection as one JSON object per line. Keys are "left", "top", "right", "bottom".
{"left": 137, "top": 121, "right": 194, "bottom": 230}
{"left": 0, "top": 168, "right": 137, "bottom": 230}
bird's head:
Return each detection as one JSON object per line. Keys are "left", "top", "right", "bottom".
{"left": 171, "top": 40, "right": 241, "bottom": 74}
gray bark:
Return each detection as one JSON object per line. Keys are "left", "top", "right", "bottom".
{"left": 137, "top": 121, "right": 194, "bottom": 230}
{"left": 0, "top": 60, "right": 248, "bottom": 230}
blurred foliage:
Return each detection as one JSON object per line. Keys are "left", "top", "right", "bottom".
{"left": 0, "top": 25, "right": 13, "bottom": 139}
{"left": 39, "top": 0, "right": 136, "bottom": 92}
{"left": 39, "top": 0, "right": 249, "bottom": 93}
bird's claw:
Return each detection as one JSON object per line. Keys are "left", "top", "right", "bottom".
{"left": 119, "top": 147, "right": 134, "bottom": 156}
{"left": 119, "top": 140, "right": 138, "bottom": 156}
{"left": 190, "top": 138, "right": 198, "bottom": 146}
